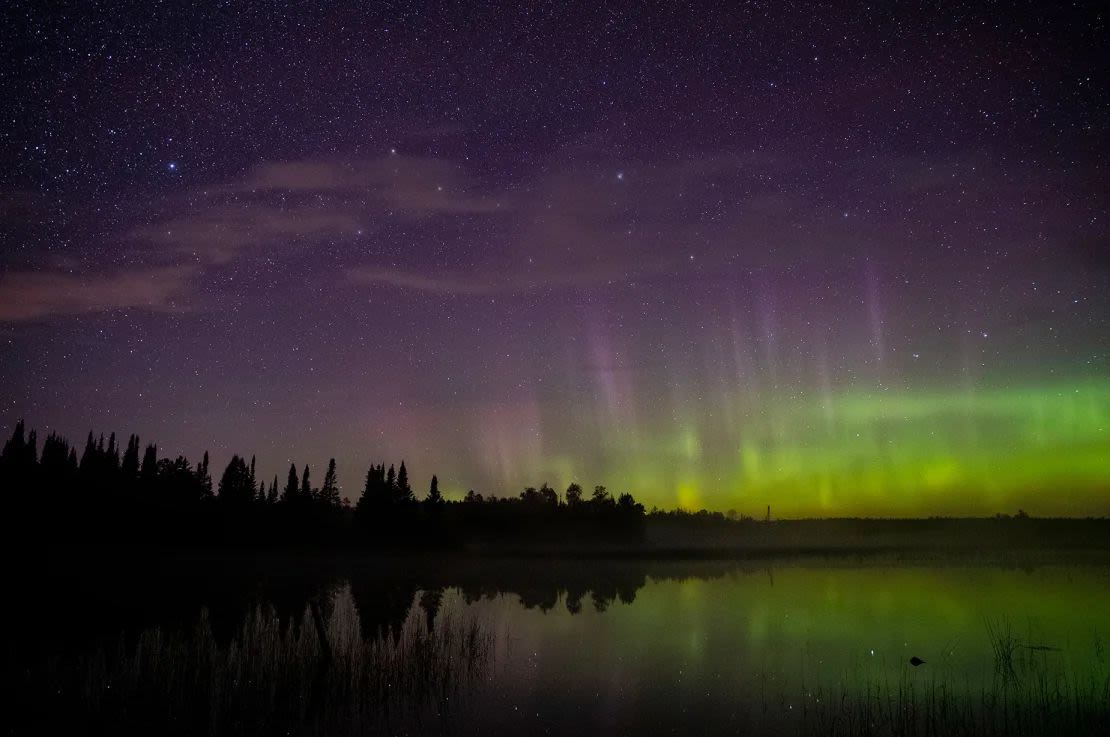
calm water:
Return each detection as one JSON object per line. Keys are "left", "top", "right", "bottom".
{"left": 9, "top": 554, "right": 1110, "bottom": 735}
{"left": 458, "top": 562, "right": 1110, "bottom": 734}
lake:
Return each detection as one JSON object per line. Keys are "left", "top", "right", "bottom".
{"left": 8, "top": 553, "right": 1110, "bottom": 735}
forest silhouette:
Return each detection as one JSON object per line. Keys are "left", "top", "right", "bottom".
{"left": 0, "top": 419, "right": 646, "bottom": 547}
{"left": 5, "top": 418, "right": 1109, "bottom": 553}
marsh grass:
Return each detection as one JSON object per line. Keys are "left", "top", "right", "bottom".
{"left": 27, "top": 587, "right": 492, "bottom": 736}
{"left": 984, "top": 617, "right": 1021, "bottom": 681}
{"left": 798, "top": 622, "right": 1110, "bottom": 737}
{"left": 12, "top": 599, "right": 1108, "bottom": 737}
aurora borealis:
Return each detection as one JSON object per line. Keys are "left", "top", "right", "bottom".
{"left": 1, "top": 2, "right": 1107, "bottom": 516}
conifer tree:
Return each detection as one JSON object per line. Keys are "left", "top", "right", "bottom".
{"left": 0, "top": 419, "right": 26, "bottom": 465}
{"left": 106, "top": 432, "right": 119, "bottom": 471}
{"left": 26, "top": 429, "right": 37, "bottom": 466}
{"left": 0, "top": 420, "right": 33, "bottom": 469}
{"left": 426, "top": 474, "right": 443, "bottom": 506}
{"left": 319, "top": 458, "right": 340, "bottom": 507}
{"left": 0, "top": 420, "right": 36, "bottom": 489}
{"left": 397, "top": 461, "right": 409, "bottom": 494}
{"left": 355, "top": 467, "right": 374, "bottom": 522}
{"left": 301, "top": 464, "right": 312, "bottom": 500}
{"left": 121, "top": 435, "right": 140, "bottom": 481}
{"left": 79, "top": 432, "right": 96, "bottom": 474}
{"left": 39, "top": 432, "right": 71, "bottom": 479}
{"left": 395, "top": 461, "right": 414, "bottom": 505}
{"left": 217, "top": 455, "right": 253, "bottom": 505}
{"left": 140, "top": 444, "right": 158, "bottom": 488}
{"left": 196, "top": 451, "right": 213, "bottom": 497}
{"left": 283, "top": 463, "right": 299, "bottom": 503}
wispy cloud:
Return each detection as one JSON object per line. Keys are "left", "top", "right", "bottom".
{"left": 130, "top": 155, "right": 506, "bottom": 263}
{"left": 133, "top": 204, "right": 365, "bottom": 263}
{"left": 343, "top": 154, "right": 786, "bottom": 296}
{"left": 234, "top": 156, "right": 505, "bottom": 214}
{"left": 0, "top": 265, "right": 198, "bottom": 321}
{"left": 4, "top": 146, "right": 945, "bottom": 318}
{"left": 346, "top": 261, "right": 645, "bottom": 296}
{"left": 3, "top": 153, "right": 513, "bottom": 320}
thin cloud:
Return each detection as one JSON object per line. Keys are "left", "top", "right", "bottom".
{"left": 0, "top": 265, "right": 198, "bottom": 321}
{"left": 347, "top": 267, "right": 508, "bottom": 296}
{"left": 343, "top": 156, "right": 773, "bottom": 297}
{"left": 233, "top": 156, "right": 504, "bottom": 216}
{"left": 346, "top": 256, "right": 675, "bottom": 297}
{"left": 131, "top": 155, "right": 506, "bottom": 263}
{"left": 134, "top": 204, "right": 365, "bottom": 263}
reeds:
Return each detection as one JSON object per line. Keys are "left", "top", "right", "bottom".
{"left": 61, "top": 587, "right": 492, "bottom": 736}
{"left": 800, "top": 622, "right": 1109, "bottom": 737}
{"left": 17, "top": 605, "right": 1108, "bottom": 736}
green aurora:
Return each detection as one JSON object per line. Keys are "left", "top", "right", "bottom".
{"left": 527, "top": 379, "right": 1110, "bottom": 517}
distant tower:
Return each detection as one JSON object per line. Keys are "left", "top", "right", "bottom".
{"left": 765, "top": 504, "right": 771, "bottom": 522}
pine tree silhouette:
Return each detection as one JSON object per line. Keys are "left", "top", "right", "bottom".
{"left": 565, "top": 482, "right": 583, "bottom": 507}
{"left": 121, "top": 434, "right": 140, "bottom": 482}
{"left": 426, "top": 474, "right": 443, "bottom": 506}
{"left": 106, "top": 433, "right": 120, "bottom": 472}
{"left": 319, "top": 458, "right": 340, "bottom": 508}
{"left": 395, "top": 461, "right": 413, "bottom": 504}
{"left": 79, "top": 432, "right": 96, "bottom": 475}
{"left": 140, "top": 444, "right": 158, "bottom": 489}
{"left": 301, "top": 464, "right": 313, "bottom": 500}
{"left": 283, "top": 464, "right": 299, "bottom": 504}
{"left": 196, "top": 451, "right": 213, "bottom": 498}
{"left": 218, "top": 455, "right": 254, "bottom": 505}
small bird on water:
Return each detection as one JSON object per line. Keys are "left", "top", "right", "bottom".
{"left": 909, "top": 657, "right": 926, "bottom": 667}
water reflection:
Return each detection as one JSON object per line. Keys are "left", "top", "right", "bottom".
{"left": 7, "top": 554, "right": 1110, "bottom": 736}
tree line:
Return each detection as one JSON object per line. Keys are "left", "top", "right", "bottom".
{"left": 0, "top": 420, "right": 645, "bottom": 547}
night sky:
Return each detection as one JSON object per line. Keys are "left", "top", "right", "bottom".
{"left": 1, "top": 2, "right": 1107, "bottom": 516}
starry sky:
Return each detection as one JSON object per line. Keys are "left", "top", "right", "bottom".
{"left": 1, "top": 1, "right": 1107, "bottom": 516}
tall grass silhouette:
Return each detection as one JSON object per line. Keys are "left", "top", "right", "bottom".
{"left": 800, "top": 620, "right": 1109, "bottom": 737}
{"left": 38, "top": 587, "right": 492, "bottom": 736}
{"left": 13, "top": 599, "right": 1108, "bottom": 736}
